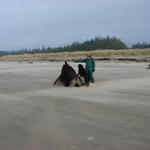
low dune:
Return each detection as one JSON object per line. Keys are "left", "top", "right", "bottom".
{"left": 0, "top": 48, "right": 150, "bottom": 62}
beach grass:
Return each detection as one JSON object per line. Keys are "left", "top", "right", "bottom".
{"left": 0, "top": 48, "right": 150, "bottom": 60}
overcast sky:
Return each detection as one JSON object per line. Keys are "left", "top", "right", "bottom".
{"left": 0, "top": 0, "right": 150, "bottom": 51}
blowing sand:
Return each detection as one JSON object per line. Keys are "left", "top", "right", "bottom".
{"left": 0, "top": 61, "right": 150, "bottom": 150}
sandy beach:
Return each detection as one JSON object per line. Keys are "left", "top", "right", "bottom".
{"left": 0, "top": 61, "right": 150, "bottom": 150}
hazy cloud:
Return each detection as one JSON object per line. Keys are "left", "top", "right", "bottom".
{"left": 0, "top": 0, "right": 150, "bottom": 50}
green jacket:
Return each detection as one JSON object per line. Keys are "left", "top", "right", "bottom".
{"left": 74, "top": 57, "right": 95, "bottom": 72}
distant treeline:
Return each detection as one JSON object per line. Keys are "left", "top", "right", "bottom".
{"left": 132, "top": 42, "right": 150, "bottom": 49}
{"left": 1, "top": 36, "right": 128, "bottom": 56}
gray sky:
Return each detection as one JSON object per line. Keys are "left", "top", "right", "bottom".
{"left": 0, "top": 0, "right": 150, "bottom": 51}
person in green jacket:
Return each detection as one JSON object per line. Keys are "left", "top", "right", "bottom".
{"left": 74, "top": 53, "right": 95, "bottom": 84}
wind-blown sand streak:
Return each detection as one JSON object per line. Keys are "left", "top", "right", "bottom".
{"left": 0, "top": 62, "right": 150, "bottom": 150}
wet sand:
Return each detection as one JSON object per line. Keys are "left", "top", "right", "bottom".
{"left": 0, "top": 61, "right": 150, "bottom": 150}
